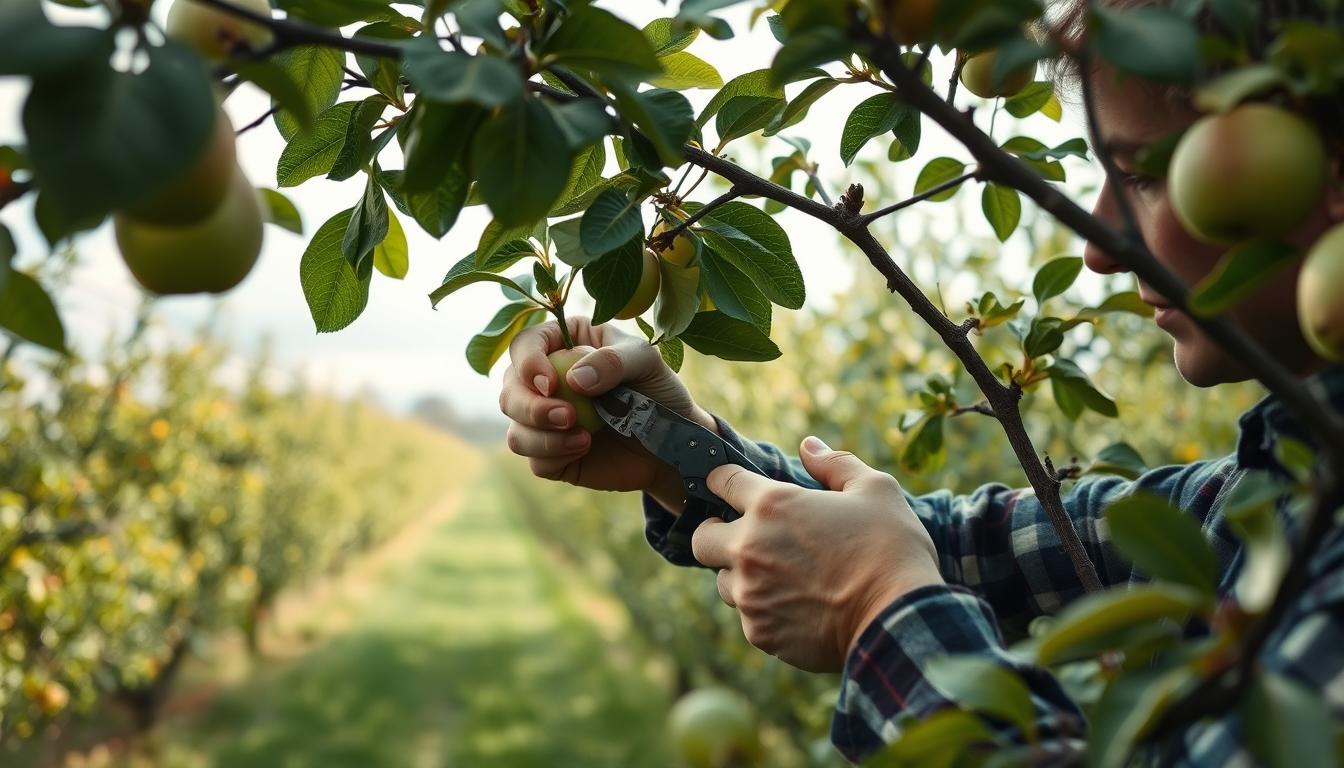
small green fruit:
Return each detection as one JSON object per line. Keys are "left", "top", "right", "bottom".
{"left": 1169, "top": 104, "right": 1328, "bottom": 245}
{"left": 615, "top": 248, "right": 661, "bottom": 320}
{"left": 548, "top": 348, "right": 607, "bottom": 433}
{"left": 653, "top": 219, "right": 698, "bottom": 268}
{"left": 125, "top": 108, "right": 236, "bottom": 226}
{"left": 166, "top": 0, "right": 274, "bottom": 62}
{"left": 114, "top": 165, "right": 264, "bottom": 295}
{"left": 1299, "top": 223, "right": 1344, "bottom": 361}
{"left": 959, "top": 50, "right": 1036, "bottom": 99}
{"left": 668, "top": 687, "right": 762, "bottom": 768}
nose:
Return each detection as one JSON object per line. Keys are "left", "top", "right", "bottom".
{"left": 1082, "top": 179, "right": 1129, "bottom": 275}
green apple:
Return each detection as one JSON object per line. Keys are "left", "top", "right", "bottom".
{"left": 1169, "top": 104, "right": 1328, "bottom": 245}
{"left": 1299, "top": 223, "right": 1344, "bottom": 361}
{"left": 124, "top": 107, "right": 237, "bottom": 226}
{"left": 668, "top": 687, "right": 762, "bottom": 768}
{"left": 867, "top": 0, "right": 939, "bottom": 45}
{"left": 166, "top": 0, "right": 274, "bottom": 62}
{"left": 653, "top": 220, "right": 698, "bottom": 268}
{"left": 114, "top": 165, "right": 264, "bottom": 295}
{"left": 959, "top": 49, "right": 1036, "bottom": 99}
{"left": 547, "top": 348, "right": 607, "bottom": 433}
{"left": 615, "top": 248, "right": 662, "bottom": 320}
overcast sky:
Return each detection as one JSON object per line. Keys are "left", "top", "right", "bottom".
{"left": 0, "top": 1, "right": 1100, "bottom": 421}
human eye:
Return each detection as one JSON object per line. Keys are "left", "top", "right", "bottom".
{"left": 1119, "top": 171, "right": 1162, "bottom": 199}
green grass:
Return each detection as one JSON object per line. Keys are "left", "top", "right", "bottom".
{"left": 149, "top": 470, "right": 674, "bottom": 768}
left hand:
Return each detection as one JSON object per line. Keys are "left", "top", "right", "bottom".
{"left": 692, "top": 436, "right": 944, "bottom": 673}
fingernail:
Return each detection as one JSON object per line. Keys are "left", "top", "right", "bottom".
{"left": 548, "top": 408, "right": 569, "bottom": 427}
{"left": 569, "top": 365, "right": 598, "bottom": 391}
{"left": 534, "top": 375, "right": 550, "bottom": 396}
{"left": 564, "top": 432, "right": 589, "bottom": 450}
{"left": 803, "top": 436, "right": 829, "bottom": 452}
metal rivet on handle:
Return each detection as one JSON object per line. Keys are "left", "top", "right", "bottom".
{"left": 709, "top": 448, "right": 717, "bottom": 456}
{"left": 688, "top": 482, "right": 697, "bottom": 491}
{"left": 689, "top": 439, "right": 698, "bottom": 448}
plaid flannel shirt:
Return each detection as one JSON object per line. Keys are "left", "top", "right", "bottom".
{"left": 642, "top": 364, "right": 1344, "bottom": 765}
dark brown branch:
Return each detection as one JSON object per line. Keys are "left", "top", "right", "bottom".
{"left": 191, "top": 0, "right": 403, "bottom": 59}
{"left": 952, "top": 402, "right": 997, "bottom": 418}
{"left": 861, "top": 170, "right": 979, "bottom": 225}
{"left": 684, "top": 145, "right": 1105, "bottom": 593}
{"left": 655, "top": 188, "right": 741, "bottom": 247}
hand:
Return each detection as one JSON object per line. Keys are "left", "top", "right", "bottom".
{"left": 692, "top": 437, "right": 943, "bottom": 673}
{"left": 499, "top": 316, "right": 716, "bottom": 510}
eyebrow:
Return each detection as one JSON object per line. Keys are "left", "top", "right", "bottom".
{"left": 1101, "top": 140, "right": 1145, "bottom": 160}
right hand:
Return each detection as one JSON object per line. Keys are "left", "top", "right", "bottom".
{"left": 499, "top": 317, "right": 716, "bottom": 506}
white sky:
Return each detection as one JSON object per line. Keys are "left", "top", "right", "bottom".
{"left": 0, "top": 1, "right": 1101, "bottom": 418}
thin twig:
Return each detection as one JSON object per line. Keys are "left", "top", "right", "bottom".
{"left": 191, "top": 0, "right": 403, "bottom": 59}
{"left": 860, "top": 170, "right": 979, "bottom": 225}
{"left": 654, "top": 188, "right": 741, "bottom": 248}
{"left": 804, "top": 164, "right": 834, "bottom": 207}
{"left": 952, "top": 402, "right": 997, "bottom": 418}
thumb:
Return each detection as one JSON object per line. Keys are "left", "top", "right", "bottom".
{"left": 569, "top": 341, "right": 666, "bottom": 395}
{"left": 800, "top": 436, "right": 873, "bottom": 492}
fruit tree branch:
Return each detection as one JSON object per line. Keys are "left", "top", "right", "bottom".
{"left": 860, "top": 169, "right": 980, "bottom": 226}
{"left": 684, "top": 144, "right": 1105, "bottom": 593}
{"left": 190, "top": 0, "right": 404, "bottom": 59}
{"left": 655, "top": 188, "right": 742, "bottom": 248}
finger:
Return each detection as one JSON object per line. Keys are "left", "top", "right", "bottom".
{"left": 706, "top": 465, "right": 779, "bottom": 515}
{"left": 498, "top": 368, "right": 581, "bottom": 429}
{"left": 690, "top": 517, "right": 736, "bottom": 569}
{"left": 507, "top": 322, "right": 568, "bottom": 397}
{"left": 715, "top": 568, "right": 736, "bottom": 608}
{"left": 798, "top": 436, "right": 884, "bottom": 492}
{"left": 505, "top": 423, "right": 591, "bottom": 458}
{"left": 567, "top": 341, "right": 668, "bottom": 396}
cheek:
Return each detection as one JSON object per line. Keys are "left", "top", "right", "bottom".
{"left": 1138, "top": 193, "right": 1225, "bottom": 287}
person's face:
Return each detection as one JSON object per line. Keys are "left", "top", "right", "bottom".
{"left": 1082, "top": 71, "right": 1341, "bottom": 387}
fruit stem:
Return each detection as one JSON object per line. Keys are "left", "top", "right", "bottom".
{"left": 552, "top": 302, "right": 575, "bottom": 350}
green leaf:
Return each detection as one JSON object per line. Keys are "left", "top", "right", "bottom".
{"left": 580, "top": 188, "right": 643, "bottom": 257}
{"left": 231, "top": 59, "right": 314, "bottom": 135}
{"left": 901, "top": 412, "right": 945, "bottom": 471}
{"left": 544, "top": 100, "right": 613, "bottom": 152}
{"left": 913, "top": 158, "right": 969, "bottom": 202}
{"left": 1084, "top": 442, "right": 1148, "bottom": 480}
{"left": 643, "top": 17, "right": 698, "bottom": 56}
{"left": 277, "top": 101, "right": 358, "bottom": 188}
{"left": 1093, "top": 6, "right": 1200, "bottom": 84}
{"left": 1106, "top": 493, "right": 1218, "bottom": 595}
{"left": 865, "top": 710, "right": 997, "bottom": 767}
{"left": 301, "top": 209, "right": 372, "bottom": 333}
{"left": 697, "top": 69, "right": 782, "bottom": 128}
{"left": 1188, "top": 241, "right": 1299, "bottom": 317}
{"left": 544, "top": 6, "right": 662, "bottom": 80}
{"left": 660, "top": 336, "right": 685, "bottom": 372}
{"left": 701, "top": 248, "right": 772, "bottom": 333}
{"left": 1223, "top": 473, "right": 1291, "bottom": 614}
{"left": 354, "top": 19, "right": 415, "bottom": 101}
{"left": 272, "top": 46, "right": 346, "bottom": 140}
{"left": 654, "top": 259, "right": 701, "bottom": 339}
{"left": 888, "top": 108, "right": 923, "bottom": 162}
{"left": 259, "top": 188, "right": 304, "bottom": 234}
{"left": 402, "top": 39, "right": 524, "bottom": 107}
{"left": 550, "top": 217, "right": 597, "bottom": 267}
{"left": 1003, "top": 82, "right": 1055, "bottom": 118}
{"left": 1034, "top": 584, "right": 1210, "bottom": 666}
{"left": 1071, "top": 291, "right": 1154, "bottom": 323}
{"left": 1048, "top": 358, "right": 1118, "bottom": 418}
{"left": 715, "top": 95, "right": 785, "bottom": 146}
{"left": 1087, "top": 663, "right": 1199, "bottom": 768}
{"left": 327, "top": 96, "right": 391, "bottom": 182}
{"left": 0, "top": 271, "right": 65, "bottom": 353}
{"left": 1194, "top": 64, "right": 1288, "bottom": 114}
{"left": 275, "top": 0, "right": 397, "bottom": 27}
{"left": 401, "top": 101, "right": 485, "bottom": 193}
{"left": 472, "top": 98, "right": 573, "bottom": 226}
{"left": 378, "top": 167, "right": 469, "bottom": 240}
{"left": 584, "top": 236, "right": 645, "bottom": 325}
{"left": 441, "top": 240, "right": 535, "bottom": 290}
{"left": 925, "top": 657, "right": 1037, "bottom": 742}
{"left": 428, "top": 269, "right": 529, "bottom": 308}
{"left": 1243, "top": 671, "right": 1337, "bottom": 768}
{"left": 550, "top": 142, "right": 610, "bottom": 216}
{"left": 1032, "top": 256, "right": 1084, "bottom": 305}
{"left": 840, "top": 93, "right": 916, "bottom": 167}
{"left": 0, "top": 0, "right": 104, "bottom": 77}
{"left": 981, "top": 184, "right": 1021, "bottom": 242}
{"left": 23, "top": 36, "right": 216, "bottom": 223}
{"left": 343, "top": 176, "right": 389, "bottom": 269}
{"left": 610, "top": 86, "right": 695, "bottom": 167}
{"left": 373, "top": 208, "right": 409, "bottom": 279}
{"left": 693, "top": 201, "right": 804, "bottom": 309}
{"left": 466, "top": 301, "right": 545, "bottom": 376}
{"left": 679, "top": 311, "right": 781, "bottom": 361}
{"left": 476, "top": 218, "right": 540, "bottom": 267}
{"left": 769, "top": 26, "right": 850, "bottom": 87}
{"left": 764, "top": 77, "right": 839, "bottom": 136}
{"left": 651, "top": 51, "right": 723, "bottom": 90}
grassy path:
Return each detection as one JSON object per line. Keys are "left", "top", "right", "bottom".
{"left": 156, "top": 466, "right": 673, "bottom": 768}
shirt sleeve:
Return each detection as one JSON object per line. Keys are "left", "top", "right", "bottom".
{"left": 832, "top": 532, "right": 1344, "bottom": 766}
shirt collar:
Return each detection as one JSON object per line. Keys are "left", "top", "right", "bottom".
{"left": 1237, "top": 364, "right": 1344, "bottom": 470}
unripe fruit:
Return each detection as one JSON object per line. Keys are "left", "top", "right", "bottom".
{"left": 1298, "top": 223, "right": 1344, "bottom": 361}
{"left": 1169, "top": 104, "right": 1328, "bottom": 245}
{"left": 652, "top": 220, "right": 697, "bottom": 268}
{"left": 959, "top": 50, "right": 1036, "bottom": 99}
{"left": 615, "top": 248, "right": 661, "bottom": 320}
{"left": 668, "top": 687, "right": 762, "bottom": 768}
{"left": 114, "top": 165, "right": 264, "bottom": 295}
{"left": 547, "top": 348, "right": 607, "bottom": 433}
{"left": 166, "top": 0, "right": 274, "bottom": 62}
{"left": 869, "top": 0, "right": 938, "bottom": 46}
{"left": 125, "top": 108, "right": 237, "bottom": 226}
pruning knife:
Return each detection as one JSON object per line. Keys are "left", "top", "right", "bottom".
{"left": 593, "top": 385, "right": 767, "bottom": 525}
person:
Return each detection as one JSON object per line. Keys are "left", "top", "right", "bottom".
{"left": 495, "top": 0, "right": 1344, "bottom": 762}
